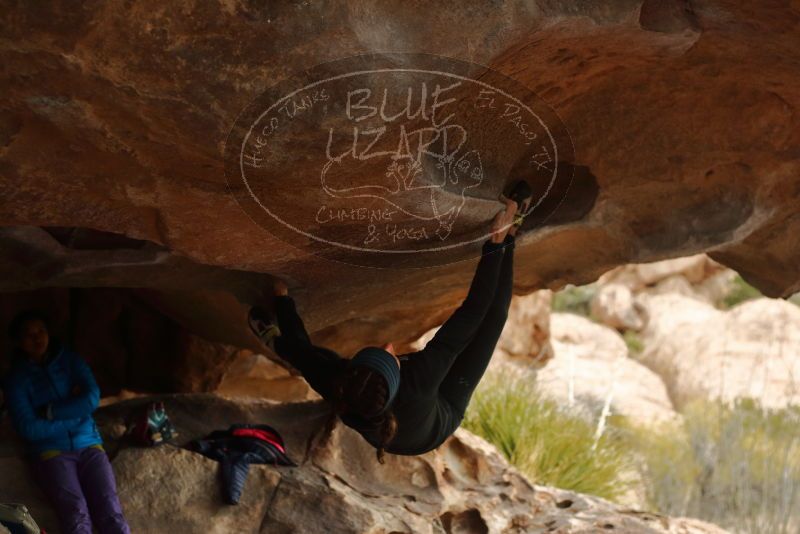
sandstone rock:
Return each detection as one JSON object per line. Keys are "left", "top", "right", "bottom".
{"left": 115, "top": 446, "right": 280, "bottom": 534}
{"left": 498, "top": 291, "right": 553, "bottom": 366}
{"left": 1, "top": 395, "right": 726, "bottom": 534}
{"left": 599, "top": 255, "right": 719, "bottom": 289}
{"left": 1, "top": 3, "right": 795, "bottom": 533}
{"left": 636, "top": 294, "right": 800, "bottom": 409}
{"left": 590, "top": 283, "right": 648, "bottom": 331}
{"left": 598, "top": 255, "right": 737, "bottom": 305}
{"left": 536, "top": 313, "right": 677, "bottom": 425}
{"left": 215, "top": 351, "right": 318, "bottom": 402}
{"left": 1, "top": 0, "right": 799, "bottom": 387}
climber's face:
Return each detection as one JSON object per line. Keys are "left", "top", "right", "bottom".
{"left": 17, "top": 319, "right": 49, "bottom": 363}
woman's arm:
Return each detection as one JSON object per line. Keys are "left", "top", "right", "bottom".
{"left": 3, "top": 375, "right": 81, "bottom": 442}
{"left": 273, "top": 296, "right": 345, "bottom": 399}
{"left": 48, "top": 351, "right": 100, "bottom": 421}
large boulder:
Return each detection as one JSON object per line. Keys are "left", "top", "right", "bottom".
{"left": 636, "top": 294, "right": 800, "bottom": 409}
{"left": 590, "top": 283, "right": 648, "bottom": 331}
{"left": 597, "top": 255, "right": 737, "bottom": 306}
{"left": 598, "top": 255, "right": 726, "bottom": 291}
{"left": 215, "top": 351, "right": 318, "bottom": 402}
{"left": 0, "top": 395, "right": 727, "bottom": 533}
{"left": 498, "top": 291, "right": 554, "bottom": 366}
{"left": 2, "top": 0, "right": 800, "bottom": 380}
{"left": 536, "top": 313, "right": 677, "bottom": 426}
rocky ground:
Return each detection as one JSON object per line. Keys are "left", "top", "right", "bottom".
{"left": 0, "top": 394, "right": 728, "bottom": 534}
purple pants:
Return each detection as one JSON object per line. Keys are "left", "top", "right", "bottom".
{"left": 32, "top": 446, "right": 130, "bottom": 534}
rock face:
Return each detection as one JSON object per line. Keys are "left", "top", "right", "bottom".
{"left": 1, "top": 0, "right": 800, "bottom": 384}
{"left": 216, "top": 351, "right": 318, "bottom": 402}
{"left": 0, "top": 395, "right": 727, "bottom": 534}
{"left": 536, "top": 313, "right": 678, "bottom": 426}
{"left": 636, "top": 294, "right": 800, "bottom": 410}
{"left": 590, "top": 283, "right": 648, "bottom": 331}
{"left": 597, "top": 255, "right": 737, "bottom": 307}
{"left": 497, "top": 292, "right": 554, "bottom": 366}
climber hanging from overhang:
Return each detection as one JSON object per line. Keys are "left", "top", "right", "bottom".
{"left": 247, "top": 180, "right": 533, "bottom": 462}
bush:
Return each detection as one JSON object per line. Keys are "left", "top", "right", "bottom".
{"left": 622, "top": 330, "right": 645, "bottom": 354}
{"left": 464, "top": 375, "right": 800, "bottom": 532}
{"left": 721, "top": 275, "right": 762, "bottom": 309}
{"left": 463, "top": 371, "right": 633, "bottom": 502}
{"left": 622, "top": 399, "right": 800, "bottom": 534}
{"left": 551, "top": 284, "right": 597, "bottom": 317}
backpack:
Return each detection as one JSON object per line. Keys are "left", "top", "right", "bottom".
{"left": 128, "top": 402, "right": 177, "bottom": 446}
{"left": 0, "top": 503, "right": 44, "bottom": 534}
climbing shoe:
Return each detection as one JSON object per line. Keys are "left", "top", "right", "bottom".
{"left": 248, "top": 305, "right": 281, "bottom": 350}
{"left": 505, "top": 179, "right": 533, "bottom": 228}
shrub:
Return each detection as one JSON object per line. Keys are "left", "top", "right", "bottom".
{"left": 622, "top": 330, "right": 645, "bottom": 354}
{"left": 551, "top": 284, "right": 597, "bottom": 317}
{"left": 623, "top": 399, "right": 800, "bottom": 534}
{"left": 463, "top": 371, "right": 633, "bottom": 502}
{"left": 721, "top": 275, "right": 762, "bottom": 309}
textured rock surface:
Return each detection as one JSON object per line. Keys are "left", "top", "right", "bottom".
{"left": 0, "top": 395, "right": 727, "bottom": 534}
{"left": 536, "top": 313, "right": 678, "bottom": 425}
{"left": 497, "top": 291, "right": 554, "bottom": 366}
{"left": 597, "top": 255, "right": 737, "bottom": 306}
{"left": 636, "top": 294, "right": 800, "bottom": 410}
{"left": 1, "top": 0, "right": 800, "bottom": 374}
{"left": 590, "top": 283, "right": 648, "bottom": 331}
{"left": 216, "top": 351, "right": 317, "bottom": 402}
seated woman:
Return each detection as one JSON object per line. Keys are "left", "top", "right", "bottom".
{"left": 249, "top": 181, "right": 532, "bottom": 462}
{"left": 3, "top": 310, "right": 130, "bottom": 534}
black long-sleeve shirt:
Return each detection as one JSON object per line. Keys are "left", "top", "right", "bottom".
{"left": 273, "top": 238, "right": 508, "bottom": 455}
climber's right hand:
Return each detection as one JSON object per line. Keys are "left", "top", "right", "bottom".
{"left": 274, "top": 280, "right": 289, "bottom": 297}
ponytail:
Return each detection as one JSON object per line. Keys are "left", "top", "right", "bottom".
{"left": 375, "top": 411, "right": 398, "bottom": 464}
{"left": 316, "top": 365, "right": 398, "bottom": 464}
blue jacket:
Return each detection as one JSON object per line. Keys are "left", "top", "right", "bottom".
{"left": 3, "top": 340, "right": 102, "bottom": 455}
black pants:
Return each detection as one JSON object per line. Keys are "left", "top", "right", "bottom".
{"left": 436, "top": 238, "right": 514, "bottom": 418}
{"left": 386, "top": 235, "right": 515, "bottom": 453}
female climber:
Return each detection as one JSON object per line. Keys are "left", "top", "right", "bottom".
{"left": 249, "top": 181, "right": 532, "bottom": 462}
{"left": 3, "top": 310, "right": 130, "bottom": 534}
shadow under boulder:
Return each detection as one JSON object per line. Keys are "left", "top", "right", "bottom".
{"left": 0, "top": 287, "right": 247, "bottom": 397}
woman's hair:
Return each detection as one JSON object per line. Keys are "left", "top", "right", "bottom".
{"left": 322, "top": 365, "right": 398, "bottom": 464}
{"left": 7, "top": 309, "right": 50, "bottom": 342}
